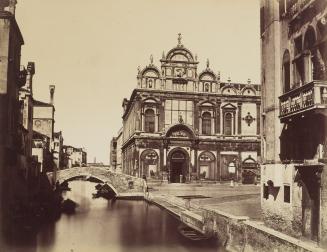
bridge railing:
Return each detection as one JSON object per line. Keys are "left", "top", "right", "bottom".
{"left": 48, "top": 166, "right": 145, "bottom": 195}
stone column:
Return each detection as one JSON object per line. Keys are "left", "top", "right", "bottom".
{"left": 238, "top": 151, "right": 242, "bottom": 183}
{"left": 194, "top": 100, "right": 199, "bottom": 132}
{"left": 159, "top": 146, "right": 164, "bottom": 171}
{"left": 216, "top": 149, "right": 221, "bottom": 181}
{"left": 140, "top": 112, "right": 144, "bottom": 131}
{"left": 216, "top": 102, "right": 221, "bottom": 134}
{"left": 237, "top": 102, "right": 242, "bottom": 135}
{"left": 256, "top": 102, "right": 260, "bottom": 135}
{"left": 194, "top": 148, "right": 198, "bottom": 175}
{"left": 158, "top": 100, "right": 165, "bottom": 132}
{"left": 156, "top": 110, "right": 160, "bottom": 132}
{"left": 233, "top": 112, "right": 236, "bottom": 135}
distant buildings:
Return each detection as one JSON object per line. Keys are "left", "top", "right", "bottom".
{"left": 0, "top": 2, "right": 81, "bottom": 234}
{"left": 110, "top": 127, "right": 123, "bottom": 172}
{"left": 260, "top": 0, "right": 327, "bottom": 247}
{"left": 110, "top": 137, "right": 117, "bottom": 169}
{"left": 53, "top": 131, "right": 64, "bottom": 169}
{"left": 115, "top": 35, "right": 261, "bottom": 183}
{"left": 62, "top": 145, "right": 87, "bottom": 168}
{"left": 32, "top": 86, "right": 56, "bottom": 173}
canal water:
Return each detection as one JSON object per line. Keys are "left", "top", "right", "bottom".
{"left": 4, "top": 180, "right": 223, "bottom": 252}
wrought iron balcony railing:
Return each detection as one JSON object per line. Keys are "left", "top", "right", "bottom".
{"left": 279, "top": 80, "right": 327, "bottom": 120}
{"left": 282, "top": 0, "right": 314, "bottom": 19}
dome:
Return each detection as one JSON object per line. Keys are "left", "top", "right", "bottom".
{"left": 163, "top": 34, "right": 196, "bottom": 63}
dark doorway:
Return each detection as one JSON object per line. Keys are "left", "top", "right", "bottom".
{"left": 299, "top": 168, "right": 321, "bottom": 241}
{"left": 169, "top": 150, "right": 188, "bottom": 183}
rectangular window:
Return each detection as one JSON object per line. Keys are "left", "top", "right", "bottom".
{"left": 164, "top": 99, "right": 194, "bottom": 127}
{"left": 165, "top": 100, "right": 171, "bottom": 110}
{"left": 202, "top": 120, "right": 211, "bottom": 135}
{"left": 284, "top": 185, "right": 290, "bottom": 203}
{"left": 172, "top": 110, "right": 179, "bottom": 123}
{"left": 165, "top": 110, "right": 171, "bottom": 125}
{"left": 172, "top": 100, "right": 178, "bottom": 109}
{"left": 186, "top": 111, "right": 193, "bottom": 125}
{"left": 179, "top": 100, "right": 186, "bottom": 110}
{"left": 187, "top": 101, "right": 193, "bottom": 110}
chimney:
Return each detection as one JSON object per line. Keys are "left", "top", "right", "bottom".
{"left": 49, "top": 85, "right": 55, "bottom": 105}
{"left": 26, "top": 62, "right": 35, "bottom": 92}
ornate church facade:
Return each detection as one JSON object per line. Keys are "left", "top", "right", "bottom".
{"left": 121, "top": 35, "right": 261, "bottom": 183}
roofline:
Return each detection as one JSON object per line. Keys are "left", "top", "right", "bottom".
{"left": 122, "top": 85, "right": 261, "bottom": 119}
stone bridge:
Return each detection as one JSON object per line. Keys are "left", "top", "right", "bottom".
{"left": 47, "top": 166, "right": 145, "bottom": 195}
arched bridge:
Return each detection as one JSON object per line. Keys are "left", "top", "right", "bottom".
{"left": 47, "top": 166, "right": 145, "bottom": 195}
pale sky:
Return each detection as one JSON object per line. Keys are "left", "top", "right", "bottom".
{"left": 15, "top": 0, "right": 260, "bottom": 164}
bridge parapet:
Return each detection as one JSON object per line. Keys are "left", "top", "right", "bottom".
{"left": 47, "top": 166, "right": 144, "bottom": 195}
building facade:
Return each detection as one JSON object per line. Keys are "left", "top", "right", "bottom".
{"left": 110, "top": 137, "right": 117, "bottom": 169}
{"left": 32, "top": 86, "right": 55, "bottom": 173}
{"left": 116, "top": 127, "right": 123, "bottom": 172}
{"left": 110, "top": 127, "right": 123, "bottom": 172}
{"left": 62, "top": 145, "right": 87, "bottom": 168}
{"left": 53, "top": 131, "right": 64, "bottom": 169}
{"left": 0, "top": 1, "right": 27, "bottom": 228}
{"left": 260, "top": 0, "right": 327, "bottom": 247}
{"left": 121, "top": 36, "right": 261, "bottom": 183}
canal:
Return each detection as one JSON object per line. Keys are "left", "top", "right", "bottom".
{"left": 4, "top": 180, "right": 223, "bottom": 252}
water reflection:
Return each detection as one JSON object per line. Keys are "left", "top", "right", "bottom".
{"left": 4, "top": 181, "right": 222, "bottom": 252}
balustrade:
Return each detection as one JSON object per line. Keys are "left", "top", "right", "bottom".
{"left": 279, "top": 80, "right": 327, "bottom": 119}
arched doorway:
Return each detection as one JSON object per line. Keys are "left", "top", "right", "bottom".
{"left": 198, "top": 151, "right": 216, "bottom": 180}
{"left": 241, "top": 156, "right": 258, "bottom": 184}
{"left": 140, "top": 149, "right": 159, "bottom": 178}
{"left": 168, "top": 149, "right": 189, "bottom": 183}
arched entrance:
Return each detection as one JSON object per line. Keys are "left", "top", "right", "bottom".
{"left": 140, "top": 149, "right": 159, "bottom": 178}
{"left": 168, "top": 149, "right": 189, "bottom": 183}
{"left": 198, "top": 151, "right": 216, "bottom": 180}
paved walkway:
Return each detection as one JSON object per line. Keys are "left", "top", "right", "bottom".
{"left": 148, "top": 182, "right": 262, "bottom": 221}
{"left": 145, "top": 181, "right": 324, "bottom": 252}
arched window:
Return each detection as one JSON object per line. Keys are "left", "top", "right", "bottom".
{"left": 304, "top": 27, "right": 317, "bottom": 82}
{"left": 224, "top": 113, "right": 232, "bottom": 135}
{"left": 282, "top": 50, "right": 290, "bottom": 92}
{"left": 144, "top": 109, "right": 155, "bottom": 133}
{"left": 202, "top": 112, "right": 211, "bottom": 135}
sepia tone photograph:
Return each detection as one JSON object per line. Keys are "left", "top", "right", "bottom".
{"left": 0, "top": 0, "right": 327, "bottom": 251}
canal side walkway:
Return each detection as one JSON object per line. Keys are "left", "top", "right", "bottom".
{"left": 141, "top": 182, "right": 324, "bottom": 252}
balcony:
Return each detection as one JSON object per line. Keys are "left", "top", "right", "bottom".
{"left": 279, "top": 80, "right": 327, "bottom": 121}
{"left": 283, "top": 0, "right": 314, "bottom": 19}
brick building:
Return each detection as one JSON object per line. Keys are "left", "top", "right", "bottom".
{"left": 260, "top": 0, "right": 327, "bottom": 247}
{"left": 53, "top": 131, "right": 64, "bottom": 169}
{"left": 121, "top": 35, "right": 261, "bottom": 183}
